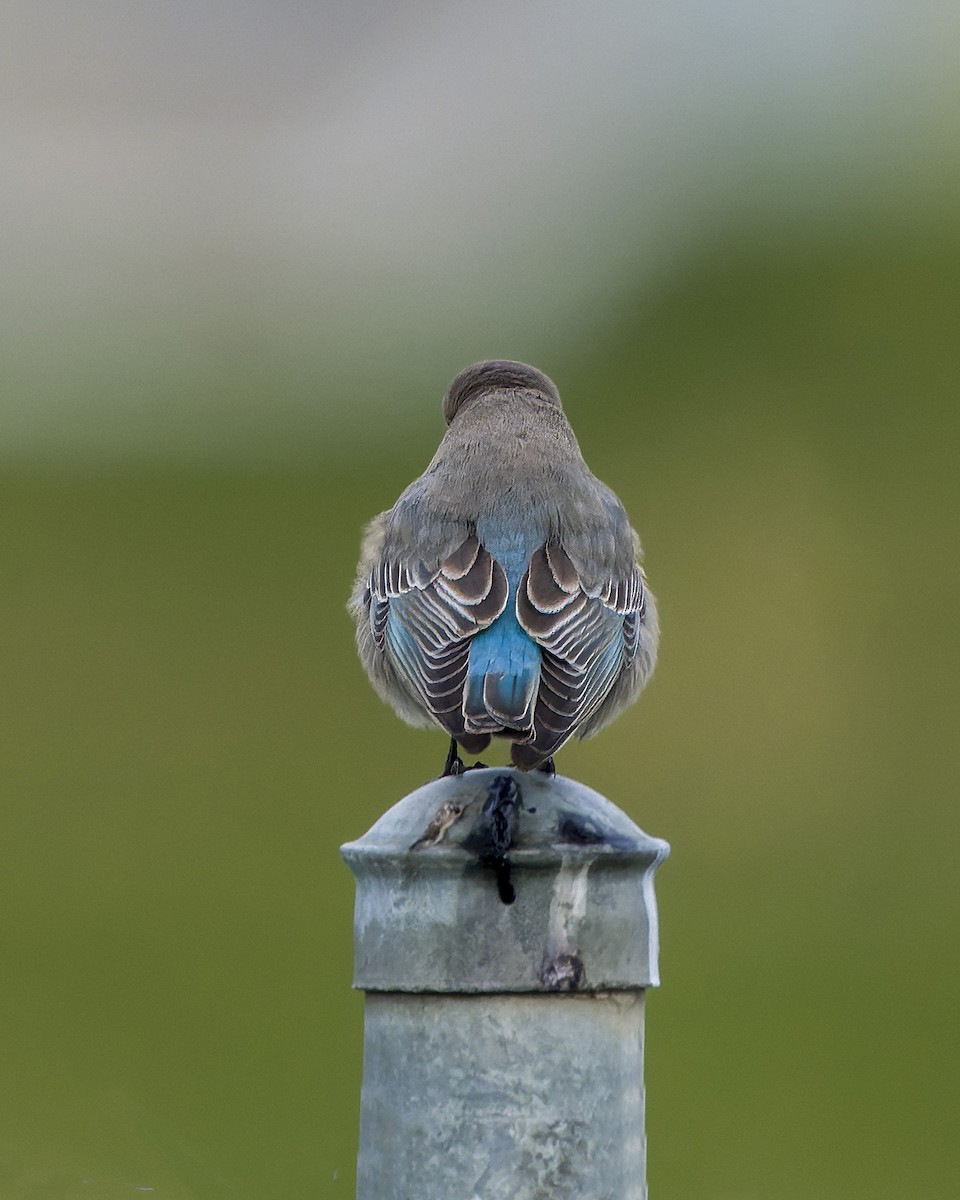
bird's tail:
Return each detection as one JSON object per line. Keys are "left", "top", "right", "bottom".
{"left": 463, "top": 609, "right": 540, "bottom": 737}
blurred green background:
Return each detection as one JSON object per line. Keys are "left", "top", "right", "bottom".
{"left": 3, "top": 4, "right": 959, "bottom": 1198}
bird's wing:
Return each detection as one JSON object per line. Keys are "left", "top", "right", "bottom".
{"left": 515, "top": 541, "right": 648, "bottom": 762}
{"left": 365, "top": 532, "right": 509, "bottom": 733}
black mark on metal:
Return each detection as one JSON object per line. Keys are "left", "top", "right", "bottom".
{"left": 558, "top": 812, "right": 635, "bottom": 851}
{"left": 540, "top": 953, "right": 585, "bottom": 991}
{"left": 463, "top": 774, "right": 521, "bottom": 905}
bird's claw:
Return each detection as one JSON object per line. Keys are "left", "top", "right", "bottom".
{"left": 440, "top": 738, "right": 466, "bottom": 778}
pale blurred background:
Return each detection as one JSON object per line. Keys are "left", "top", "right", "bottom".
{"left": 2, "top": 2, "right": 959, "bottom": 1197}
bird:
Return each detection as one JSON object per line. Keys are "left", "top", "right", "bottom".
{"left": 349, "top": 360, "right": 659, "bottom": 776}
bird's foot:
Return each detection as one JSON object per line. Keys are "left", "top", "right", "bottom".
{"left": 440, "top": 738, "right": 466, "bottom": 778}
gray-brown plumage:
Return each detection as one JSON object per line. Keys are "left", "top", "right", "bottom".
{"left": 349, "top": 360, "right": 658, "bottom": 772}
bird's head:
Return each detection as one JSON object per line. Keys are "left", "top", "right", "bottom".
{"left": 442, "top": 360, "right": 562, "bottom": 425}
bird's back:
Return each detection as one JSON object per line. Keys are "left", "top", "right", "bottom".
{"left": 351, "top": 364, "right": 658, "bottom": 771}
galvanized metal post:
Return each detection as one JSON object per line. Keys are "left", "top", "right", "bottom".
{"left": 341, "top": 766, "right": 669, "bottom": 1200}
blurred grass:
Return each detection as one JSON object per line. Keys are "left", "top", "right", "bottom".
{"left": 2, "top": 213, "right": 959, "bottom": 1197}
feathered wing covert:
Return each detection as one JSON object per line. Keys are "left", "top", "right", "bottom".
{"left": 351, "top": 521, "right": 509, "bottom": 745}
{"left": 351, "top": 511, "right": 657, "bottom": 771}
{"left": 510, "top": 540, "right": 655, "bottom": 769}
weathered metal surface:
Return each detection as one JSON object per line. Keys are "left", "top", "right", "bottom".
{"left": 356, "top": 991, "right": 648, "bottom": 1200}
{"left": 341, "top": 768, "right": 669, "bottom": 994}
{"left": 342, "top": 769, "right": 668, "bottom": 1199}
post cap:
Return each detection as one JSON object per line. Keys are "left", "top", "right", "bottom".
{"left": 341, "top": 768, "right": 669, "bottom": 994}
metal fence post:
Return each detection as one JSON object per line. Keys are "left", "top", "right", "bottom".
{"left": 341, "top": 766, "right": 669, "bottom": 1200}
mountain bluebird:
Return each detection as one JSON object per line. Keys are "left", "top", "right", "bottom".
{"left": 350, "top": 360, "right": 658, "bottom": 774}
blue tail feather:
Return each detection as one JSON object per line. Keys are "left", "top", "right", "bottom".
{"left": 463, "top": 524, "right": 543, "bottom": 734}
{"left": 465, "top": 610, "right": 541, "bottom": 730}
